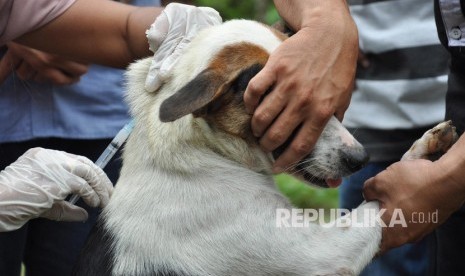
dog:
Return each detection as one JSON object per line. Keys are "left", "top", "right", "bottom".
{"left": 73, "top": 20, "right": 457, "bottom": 276}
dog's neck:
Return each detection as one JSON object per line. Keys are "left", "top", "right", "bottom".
{"left": 122, "top": 116, "right": 272, "bottom": 177}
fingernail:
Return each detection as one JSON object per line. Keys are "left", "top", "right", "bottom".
{"left": 273, "top": 166, "right": 283, "bottom": 174}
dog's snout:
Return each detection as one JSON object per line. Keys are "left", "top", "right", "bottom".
{"left": 339, "top": 147, "right": 369, "bottom": 173}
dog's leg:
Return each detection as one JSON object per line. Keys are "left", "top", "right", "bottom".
{"left": 324, "top": 201, "right": 382, "bottom": 276}
{"left": 402, "top": 121, "right": 458, "bottom": 161}
{"left": 328, "top": 121, "right": 457, "bottom": 275}
{"left": 314, "top": 123, "right": 459, "bottom": 274}
{"left": 270, "top": 203, "right": 381, "bottom": 276}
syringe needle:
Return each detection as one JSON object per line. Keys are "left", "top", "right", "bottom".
{"left": 69, "top": 120, "right": 134, "bottom": 205}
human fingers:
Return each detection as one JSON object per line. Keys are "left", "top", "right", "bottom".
{"left": 41, "top": 201, "right": 89, "bottom": 222}
{"left": 15, "top": 60, "right": 37, "bottom": 80}
{"left": 35, "top": 68, "right": 81, "bottom": 85}
{"left": 49, "top": 56, "right": 89, "bottom": 78}
{"left": 0, "top": 49, "right": 21, "bottom": 84}
{"left": 362, "top": 174, "right": 402, "bottom": 253}
{"left": 7, "top": 43, "right": 86, "bottom": 85}
{"left": 244, "top": 66, "right": 276, "bottom": 114}
{"left": 145, "top": 36, "right": 183, "bottom": 92}
{"left": 251, "top": 84, "right": 288, "bottom": 138}
{"left": 69, "top": 155, "right": 113, "bottom": 208}
{"left": 363, "top": 176, "right": 384, "bottom": 202}
{"left": 363, "top": 176, "right": 396, "bottom": 253}
{"left": 157, "top": 36, "right": 187, "bottom": 80}
{"left": 272, "top": 117, "right": 327, "bottom": 173}
{"left": 257, "top": 102, "right": 302, "bottom": 154}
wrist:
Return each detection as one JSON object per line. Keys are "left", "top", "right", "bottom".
{"left": 146, "top": 11, "right": 169, "bottom": 53}
{"left": 281, "top": 0, "right": 351, "bottom": 30}
{"left": 294, "top": 1, "right": 357, "bottom": 50}
{"left": 435, "top": 147, "right": 465, "bottom": 200}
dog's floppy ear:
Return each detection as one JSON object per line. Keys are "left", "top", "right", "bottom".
{"left": 159, "top": 64, "right": 263, "bottom": 122}
{"left": 159, "top": 69, "right": 227, "bottom": 122}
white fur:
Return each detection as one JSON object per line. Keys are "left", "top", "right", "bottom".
{"left": 103, "top": 20, "right": 381, "bottom": 275}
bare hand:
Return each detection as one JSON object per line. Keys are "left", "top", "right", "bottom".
{"left": 0, "top": 42, "right": 88, "bottom": 85}
{"left": 244, "top": 4, "right": 358, "bottom": 173}
{"left": 363, "top": 159, "right": 465, "bottom": 253}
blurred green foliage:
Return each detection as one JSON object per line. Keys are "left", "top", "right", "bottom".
{"left": 275, "top": 174, "right": 339, "bottom": 209}
{"left": 195, "top": 0, "right": 255, "bottom": 20}
{"left": 192, "top": 0, "right": 339, "bottom": 210}
{"left": 194, "top": 0, "right": 280, "bottom": 24}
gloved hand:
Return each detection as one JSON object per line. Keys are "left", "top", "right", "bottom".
{"left": 0, "top": 148, "right": 113, "bottom": 232}
{"left": 144, "top": 3, "right": 222, "bottom": 92}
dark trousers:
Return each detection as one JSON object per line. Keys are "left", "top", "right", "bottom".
{"left": 0, "top": 138, "right": 122, "bottom": 276}
{"left": 427, "top": 66, "right": 465, "bottom": 276}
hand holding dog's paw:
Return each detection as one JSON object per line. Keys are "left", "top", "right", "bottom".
{"left": 363, "top": 159, "right": 463, "bottom": 253}
{"left": 364, "top": 122, "right": 465, "bottom": 253}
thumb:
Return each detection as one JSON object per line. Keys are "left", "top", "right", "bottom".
{"left": 40, "top": 201, "right": 89, "bottom": 222}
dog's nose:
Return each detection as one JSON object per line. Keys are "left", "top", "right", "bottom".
{"left": 339, "top": 147, "right": 369, "bottom": 173}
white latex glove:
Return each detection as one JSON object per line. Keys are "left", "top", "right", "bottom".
{"left": 0, "top": 148, "right": 113, "bottom": 232}
{"left": 144, "top": 3, "right": 222, "bottom": 92}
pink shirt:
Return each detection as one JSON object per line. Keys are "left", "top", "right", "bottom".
{"left": 0, "top": 0, "right": 75, "bottom": 45}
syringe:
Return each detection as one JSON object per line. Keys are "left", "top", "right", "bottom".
{"left": 69, "top": 120, "right": 135, "bottom": 205}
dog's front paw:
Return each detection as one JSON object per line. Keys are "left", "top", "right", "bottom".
{"left": 402, "top": 121, "right": 458, "bottom": 161}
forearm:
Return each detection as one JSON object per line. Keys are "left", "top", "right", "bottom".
{"left": 436, "top": 133, "right": 465, "bottom": 198}
{"left": 16, "top": 0, "right": 162, "bottom": 68}
{"left": 125, "top": 7, "right": 162, "bottom": 66}
{"left": 273, "top": 0, "right": 351, "bottom": 30}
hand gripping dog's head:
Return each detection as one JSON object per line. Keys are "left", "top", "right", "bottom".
{"left": 126, "top": 20, "right": 368, "bottom": 187}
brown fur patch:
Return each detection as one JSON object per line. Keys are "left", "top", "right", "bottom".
{"left": 201, "top": 43, "right": 270, "bottom": 142}
{"left": 208, "top": 42, "right": 269, "bottom": 76}
{"left": 204, "top": 90, "right": 254, "bottom": 141}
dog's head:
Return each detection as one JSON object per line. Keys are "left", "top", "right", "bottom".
{"left": 129, "top": 20, "right": 368, "bottom": 188}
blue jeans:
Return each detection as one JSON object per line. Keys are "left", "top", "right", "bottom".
{"left": 339, "top": 162, "right": 429, "bottom": 276}
{"left": 0, "top": 139, "right": 122, "bottom": 276}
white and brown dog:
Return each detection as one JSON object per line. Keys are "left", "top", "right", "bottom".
{"left": 73, "top": 20, "right": 457, "bottom": 276}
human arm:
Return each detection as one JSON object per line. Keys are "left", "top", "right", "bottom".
{"left": 243, "top": 0, "right": 358, "bottom": 173}
{"left": 363, "top": 133, "right": 465, "bottom": 253}
{"left": 0, "top": 42, "right": 89, "bottom": 85}
{"left": 15, "top": 0, "right": 163, "bottom": 68}
{"left": 15, "top": 0, "right": 221, "bottom": 88}
{"left": 0, "top": 148, "right": 113, "bottom": 232}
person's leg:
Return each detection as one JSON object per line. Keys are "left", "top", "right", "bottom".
{"left": 340, "top": 161, "right": 429, "bottom": 276}
{"left": 23, "top": 206, "right": 101, "bottom": 276}
{"left": 0, "top": 225, "right": 28, "bottom": 276}
{"left": 429, "top": 205, "right": 465, "bottom": 276}
{"left": 339, "top": 162, "right": 390, "bottom": 210}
